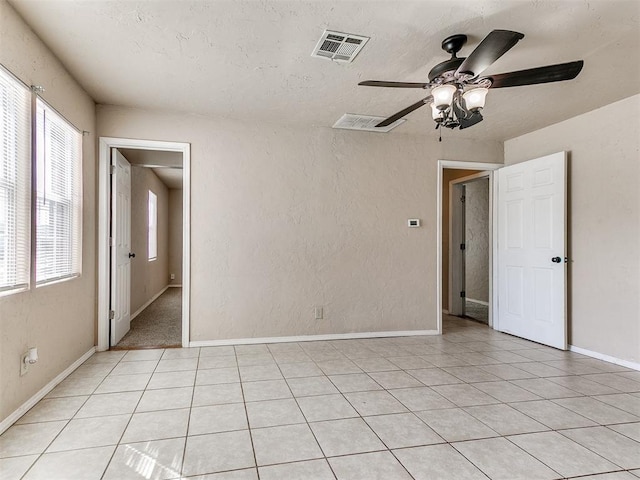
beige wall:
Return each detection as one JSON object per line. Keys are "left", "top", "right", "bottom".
{"left": 129, "top": 166, "right": 170, "bottom": 314}
{"left": 504, "top": 94, "right": 640, "bottom": 364}
{"left": 169, "top": 189, "right": 183, "bottom": 286}
{"left": 465, "top": 178, "right": 490, "bottom": 303}
{"left": 97, "top": 105, "right": 502, "bottom": 341}
{"left": 0, "top": 0, "right": 96, "bottom": 422}
{"left": 441, "top": 169, "right": 481, "bottom": 311}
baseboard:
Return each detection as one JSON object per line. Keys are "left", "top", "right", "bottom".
{"left": 168, "top": 284, "right": 182, "bottom": 288}
{"left": 190, "top": 330, "right": 440, "bottom": 347}
{"left": 569, "top": 345, "right": 640, "bottom": 371}
{"left": 466, "top": 298, "right": 489, "bottom": 306}
{"left": 0, "top": 347, "right": 96, "bottom": 435}
{"left": 131, "top": 285, "right": 170, "bottom": 321}
{"left": 442, "top": 309, "right": 450, "bottom": 314}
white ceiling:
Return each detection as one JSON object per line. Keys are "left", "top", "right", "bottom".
{"left": 119, "top": 148, "right": 183, "bottom": 189}
{"left": 9, "top": 0, "right": 640, "bottom": 142}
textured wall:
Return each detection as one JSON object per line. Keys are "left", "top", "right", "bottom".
{"left": 168, "top": 189, "right": 183, "bottom": 286}
{"left": 465, "top": 179, "right": 489, "bottom": 303}
{"left": 97, "top": 105, "right": 502, "bottom": 341}
{"left": 0, "top": 0, "right": 96, "bottom": 422}
{"left": 505, "top": 94, "right": 640, "bottom": 364}
{"left": 129, "top": 166, "right": 170, "bottom": 314}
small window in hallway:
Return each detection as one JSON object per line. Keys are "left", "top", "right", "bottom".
{"left": 148, "top": 190, "right": 157, "bottom": 260}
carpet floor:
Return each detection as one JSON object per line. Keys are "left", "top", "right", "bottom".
{"left": 116, "top": 287, "right": 182, "bottom": 348}
{"left": 465, "top": 299, "right": 489, "bottom": 324}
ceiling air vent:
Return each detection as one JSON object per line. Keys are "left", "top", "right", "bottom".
{"left": 312, "top": 30, "right": 369, "bottom": 63}
{"left": 332, "top": 114, "right": 405, "bottom": 133}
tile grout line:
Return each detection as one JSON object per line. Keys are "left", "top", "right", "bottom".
{"left": 273, "top": 343, "right": 340, "bottom": 479}
{"left": 99, "top": 348, "right": 164, "bottom": 480}
{"left": 235, "top": 346, "right": 262, "bottom": 480}
{"left": 16, "top": 355, "right": 123, "bottom": 480}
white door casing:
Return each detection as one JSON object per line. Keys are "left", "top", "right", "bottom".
{"left": 497, "top": 151, "right": 567, "bottom": 349}
{"left": 110, "top": 149, "right": 132, "bottom": 345}
{"left": 98, "top": 137, "right": 190, "bottom": 351}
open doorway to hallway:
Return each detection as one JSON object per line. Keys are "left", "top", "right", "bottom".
{"left": 98, "top": 137, "right": 190, "bottom": 352}
{"left": 437, "top": 160, "right": 499, "bottom": 333}
{"left": 111, "top": 148, "right": 184, "bottom": 349}
{"left": 460, "top": 175, "right": 490, "bottom": 324}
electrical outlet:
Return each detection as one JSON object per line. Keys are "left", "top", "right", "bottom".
{"left": 314, "top": 306, "right": 323, "bottom": 320}
{"left": 20, "top": 352, "right": 29, "bottom": 376}
{"left": 170, "top": 273, "right": 175, "bottom": 280}
{"left": 20, "top": 347, "right": 38, "bottom": 376}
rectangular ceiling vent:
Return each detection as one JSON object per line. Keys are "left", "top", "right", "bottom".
{"left": 332, "top": 114, "right": 405, "bottom": 133}
{"left": 312, "top": 30, "right": 369, "bottom": 63}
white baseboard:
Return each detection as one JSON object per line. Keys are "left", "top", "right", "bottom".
{"left": 168, "top": 284, "right": 182, "bottom": 288}
{"left": 569, "top": 345, "right": 640, "bottom": 371}
{"left": 0, "top": 347, "right": 96, "bottom": 435}
{"left": 466, "top": 298, "right": 489, "bottom": 306}
{"left": 131, "top": 285, "right": 170, "bottom": 321}
{"left": 190, "top": 330, "right": 440, "bottom": 347}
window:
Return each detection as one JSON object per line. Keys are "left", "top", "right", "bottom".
{"left": 35, "top": 98, "right": 82, "bottom": 284}
{"left": 0, "top": 66, "right": 31, "bottom": 294}
{"left": 148, "top": 190, "right": 157, "bottom": 260}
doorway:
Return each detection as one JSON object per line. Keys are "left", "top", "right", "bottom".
{"left": 97, "top": 138, "right": 191, "bottom": 351}
{"left": 436, "top": 160, "right": 500, "bottom": 334}
{"left": 113, "top": 148, "right": 184, "bottom": 348}
{"left": 450, "top": 173, "right": 491, "bottom": 324}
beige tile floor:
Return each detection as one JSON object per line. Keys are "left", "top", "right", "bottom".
{"left": 1, "top": 315, "right": 640, "bottom": 479}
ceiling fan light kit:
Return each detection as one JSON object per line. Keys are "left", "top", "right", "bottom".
{"left": 432, "top": 84, "right": 457, "bottom": 110}
{"left": 358, "top": 29, "right": 584, "bottom": 133}
{"left": 462, "top": 87, "right": 489, "bottom": 112}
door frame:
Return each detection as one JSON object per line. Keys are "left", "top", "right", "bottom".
{"left": 449, "top": 171, "right": 492, "bottom": 318}
{"left": 436, "top": 160, "right": 501, "bottom": 334}
{"left": 98, "top": 137, "right": 191, "bottom": 350}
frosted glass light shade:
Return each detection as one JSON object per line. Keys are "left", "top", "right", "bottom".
{"left": 432, "top": 84, "right": 456, "bottom": 110}
{"left": 462, "top": 87, "right": 488, "bottom": 111}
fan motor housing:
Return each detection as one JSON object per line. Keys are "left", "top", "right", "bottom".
{"left": 429, "top": 33, "right": 468, "bottom": 82}
{"left": 428, "top": 57, "right": 465, "bottom": 82}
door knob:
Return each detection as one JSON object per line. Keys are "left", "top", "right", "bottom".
{"left": 128, "top": 252, "right": 136, "bottom": 258}
{"left": 551, "top": 256, "right": 561, "bottom": 263}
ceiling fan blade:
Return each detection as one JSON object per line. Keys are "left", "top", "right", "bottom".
{"left": 485, "top": 60, "right": 584, "bottom": 88}
{"left": 376, "top": 97, "right": 432, "bottom": 127}
{"left": 456, "top": 30, "right": 524, "bottom": 77}
{"left": 359, "top": 80, "right": 429, "bottom": 88}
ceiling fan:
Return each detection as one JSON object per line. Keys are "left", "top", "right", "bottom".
{"left": 359, "top": 30, "right": 584, "bottom": 131}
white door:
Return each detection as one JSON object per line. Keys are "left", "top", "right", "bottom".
{"left": 497, "top": 151, "right": 567, "bottom": 349}
{"left": 110, "top": 149, "right": 132, "bottom": 345}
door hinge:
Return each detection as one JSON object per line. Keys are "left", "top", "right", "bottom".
{"left": 110, "top": 165, "right": 116, "bottom": 175}
{"left": 460, "top": 243, "right": 466, "bottom": 251}
{"left": 460, "top": 195, "right": 466, "bottom": 203}
{"left": 109, "top": 310, "right": 115, "bottom": 320}
{"left": 460, "top": 291, "right": 466, "bottom": 298}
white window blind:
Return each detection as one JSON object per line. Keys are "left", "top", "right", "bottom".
{"left": 0, "top": 66, "right": 31, "bottom": 294}
{"left": 35, "top": 98, "right": 82, "bottom": 284}
{"left": 148, "top": 190, "right": 157, "bottom": 260}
